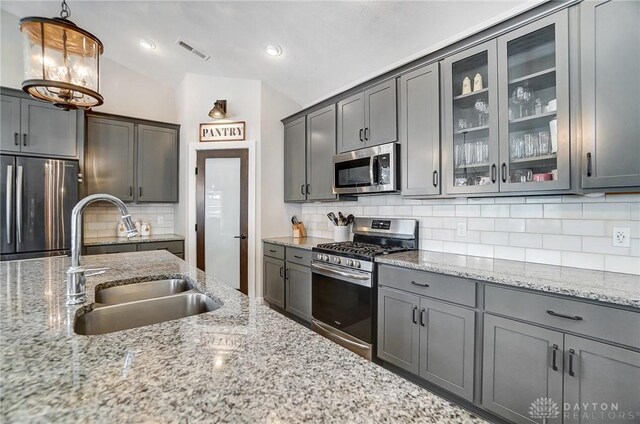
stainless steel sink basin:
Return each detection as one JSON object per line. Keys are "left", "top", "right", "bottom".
{"left": 74, "top": 292, "right": 220, "bottom": 335}
{"left": 95, "top": 279, "right": 193, "bottom": 304}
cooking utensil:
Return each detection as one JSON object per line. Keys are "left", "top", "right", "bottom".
{"left": 338, "top": 212, "right": 346, "bottom": 226}
{"left": 327, "top": 212, "right": 338, "bottom": 226}
{"left": 347, "top": 214, "right": 354, "bottom": 225}
{"left": 291, "top": 216, "right": 299, "bottom": 225}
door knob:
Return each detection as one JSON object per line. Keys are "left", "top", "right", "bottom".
{"left": 233, "top": 235, "right": 247, "bottom": 240}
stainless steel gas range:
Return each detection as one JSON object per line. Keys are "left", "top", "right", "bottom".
{"left": 311, "top": 218, "right": 419, "bottom": 360}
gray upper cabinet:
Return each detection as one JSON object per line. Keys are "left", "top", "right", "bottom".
{"left": 418, "top": 298, "right": 475, "bottom": 402}
{"left": 1, "top": 95, "right": 21, "bottom": 153}
{"left": 285, "top": 262, "right": 311, "bottom": 321}
{"left": 337, "top": 80, "right": 397, "bottom": 153}
{"left": 307, "top": 104, "right": 337, "bottom": 201}
{"left": 263, "top": 255, "right": 285, "bottom": 309}
{"left": 85, "top": 114, "right": 179, "bottom": 203}
{"left": 498, "top": 10, "right": 570, "bottom": 192}
{"left": 1, "top": 94, "right": 79, "bottom": 158}
{"left": 284, "top": 117, "right": 307, "bottom": 202}
{"left": 483, "top": 314, "right": 563, "bottom": 424}
{"left": 137, "top": 124, "right": 178, "bottom": 203}
{"left": 377, "top": 287, "right": 420, "bottom": 374}
{"left": 580, "top": 0, "right": 640, "bottom": 189}
{"left": 337, "top": 92, "right": 365, "bottom": 153}
{"left": 400, "top": 63, "right": 441, "bottom": 196}
{"left": 86, "top": 117, "right": 135, "bottom": 201}
{"left": 563, "top": 335, "right": 640, "bottom": 424}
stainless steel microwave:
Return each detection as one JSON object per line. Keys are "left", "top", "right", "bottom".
{"left": 333, "top": 143, "right": 399, "bottom": 194}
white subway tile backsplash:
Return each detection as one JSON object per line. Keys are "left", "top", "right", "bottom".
{"left": 526, "top": 196, "right": 562, "bottom": 204}
{"left": 583, "top": 203, "right": 631, "bottom": 220}
{"left": 468, "top": 218, "right": 495, "bottom": 231}
{"left": 421, "top": 217, "right": 444, "bottom": 229}
{"left": 526, "top": 219, "right": 562, "bottom": 234}
{"left": 83, "top": 204, "right": 176, "bottom": 237}
{"left": 562, "top": 220, "right": 606, "bottom": 236}
{"left": 526, "top": 248, "right": 562, "bottom": 266}
{"left": 443, "top": 217, "right": 464, "bottom": 229}
{"left": 481, "top": 205, "right": 510, "bottom": 218}
{"left": 604, "top": 221, "right": 640, "bottom": 239}
{"left": 494, "top": 246, "right": 526, "bottom": 261}
{"left": 443, "top": 241, "right": 467, "bottom": 255}
{"left": 456, "top": 230, "right": 481, "bottom": 244}
{"left": 433, "top": 205, "right": 456, "bottom": 216}
{"left": 562, "top": 194, "right": 605, "bottom": 203}
{"left": 510, "top": 233, "right": 543, "bottom": 248}
{"left": 582, "top": 236, "right": 630, "bottom": 256}
{"left": 604, "top": 255, "right": 640, "bottom": 274}
{"left": 510, "top": 204, "right": 543, "bottom": 218}
{"left": 543, "top": 235, "right": 581, "bottom": 252}
{"left": 468, "top": 243, "right": 494, "bottom": 258}
{"left": 562, "top": 252, "right": 605, "bottom": 271}
{"left": 433, "top": 229, "right": 456, "bottom": 241}
{"left": 501, "top": 218, "right": 527, "bottom": 232}
{"left": 631, "top": 204, "right": 640, "bottom": 221}
{"left": 543, "top": 204, "right": 583, "bottom": 219}
{"left": 412, "top": 206, "right": 433, "bottom": 216}
{"left": 422, "top": 239, "right": 444, "bottom": 252}
{"left": 495, "top": 197, "right": 526, "bottom": 204}
{"left": 455, "top": 205, "right": 481, "bottom": 217}
{"left": 480, "top": 231, "right": 510, "bottom": 246}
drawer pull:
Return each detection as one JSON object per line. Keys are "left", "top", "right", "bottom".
{"left": 269, "top": 249, "right": 277, "bottom": 253}
{"left": 546, "top": 310, "right": 583, "bottom": 321}
{"left": 568, "top": 348, "right": 576, "bottom": 377}
{"left": 420, "top": 308, "right": 426, "bottom": 327}
{"left": 294, "top": 255, "right": 303, "bottom": 259}
{"left": 412, "top": 306, "right": 418, "bottom": 324}
{"left": 552, "top": 344, "right": 559, "bottom": 371}
{"left": 279, "top": 266, "right": 283, "bottom": 278}
{"left": 411, "top": 281, "right": 429, "bottom": 288}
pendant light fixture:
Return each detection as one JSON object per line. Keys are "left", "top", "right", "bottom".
{"left": 20, "top": 0, "right": 104, "bottom": 110}
{"left": 208, "top": 100, "right": 227, "bottom": 119}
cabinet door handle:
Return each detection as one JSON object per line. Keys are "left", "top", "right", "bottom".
{"left": 22, "top": 133, "right": 27, "bottom": 147}
{"left": 364, "top": 127, "right": 369, "bottom": 141}
{"left": 501, "top": 163, "right": 507, "bottom": 183}
{"left": 300, "top": 184, "right": 305, "bottom": 195}
{"left": 306, "top": 184, "right": 310, "bottom": 195}
{"left": 432, "top": 170, "right": 438, "bottom": 187}
{"left": 412, "top": 306, "right": 418, "bottom": 324}
{"left": 491, "top": 164, "right": 497, "bottom": 183}
{"left": 129, "top": 186, "right": 133, "bottom": 197}
{"left": 285, "top": 268, "right": 289, "bottom": 280}
{"left": 279, "top": 266, "right": 283, "bottom": 278}
{"left": 139, "top": 187, "right": 142, "bottom": 197}
{"left": 547, "top": 310, "right": 583, "bottom": 321}
{"left": 568, "top": 348, "right": 575, "bottom": 377}
{"left": 586, "top": 152, "right": 592, "bottom": 177}
{"left": 411, "top": 280, "right": 429, "bottom": 288}
{"left": 551, "top": 344, "right": 559, "bottom": 371}
{"left": 420, "top": 308, "right": 426, "bottom": 327}
{"left": 294, "top": 255, "right": 303, "bottom": 259}
{"left": 14, "top": 132, "right": 19, "bottom": 146}
{"left": 359, "top": 128, "right": 363, "bottom": 142}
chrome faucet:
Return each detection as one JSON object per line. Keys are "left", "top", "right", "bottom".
{"left": 66, "top": 194, "right": 139, "bottom": 305}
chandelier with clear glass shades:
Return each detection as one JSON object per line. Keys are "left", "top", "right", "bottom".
{"left": 20, "top": 0, "right": 104, "bottom": 110}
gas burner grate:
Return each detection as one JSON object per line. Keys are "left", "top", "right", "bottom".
{"left": 315, "top": 241, "right": 407, "bottom": 257}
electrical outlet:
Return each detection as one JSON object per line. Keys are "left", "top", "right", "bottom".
{"left": 158, "top": 215, "right": 164, "bottom": 226}
{"left": 612, "top": 227, "right": 631, "bottom": 248}
{"left": 457, "top": 222, "right": 467, "bottom": 237}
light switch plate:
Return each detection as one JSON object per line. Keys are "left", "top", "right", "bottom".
{"left": 457, "top": 222, "right": 467, "bottom": 237}
{"left": 612, "top": 227, "right": 631, "bottom": 248}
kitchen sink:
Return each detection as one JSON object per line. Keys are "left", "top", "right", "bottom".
{"left": 95, "top": 278, "right": 194, "bottom": 304}
{"left": 74, "top": 292, "right": 220, "bottom": 335}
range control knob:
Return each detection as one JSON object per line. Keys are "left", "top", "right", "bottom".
{"left": 324, "top": 255, "right": 330, "bottom": 261}
{"left": 346, "top": 259, "right": 354, "bottom": 267}
{"left": 333, "top": 257, "right": 341, "bottom": 264}
{"left": 354, "top": 261, "right": 361, "bottom": 269}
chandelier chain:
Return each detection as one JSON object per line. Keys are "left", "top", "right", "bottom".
{"left": 60, "top": 0, "right": 71, "bottom": 19}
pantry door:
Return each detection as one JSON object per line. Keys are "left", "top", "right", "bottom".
{"left": 196, "top": 149, "right": 248, "bottom": 295}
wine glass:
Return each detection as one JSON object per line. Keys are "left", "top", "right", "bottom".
{"left": 512, "top": 84, "right": 532, "bottom": 118}
{"left": 474, "top": 99, "right": 489, "bottom": 126}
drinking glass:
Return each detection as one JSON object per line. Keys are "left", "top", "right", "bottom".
{"left": 512, "top": 84, "right": 532, "bottom": 117}
{"left": 464, "top": 143, "right": 475, "bottom": 165}
{"left": 474, "top": 99, "right": 488, "bottom": 126}
{"left": 475, "top": 141, "right": 485, "bottom": 164}
{"left": 454, "top": 144, "right": 464, "bottom": 166}
{"left": 524, "top": 134, "right": 533, "bottom": 157}
{"left": 539, "top": 131, "right": 551, "bottom": 155}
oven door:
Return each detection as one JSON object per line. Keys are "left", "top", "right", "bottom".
{"left": 311, "top": 261, "right": 373, "bottom": 343}
{"left": 333, "top": 143, "right": 398, "bottom": 194}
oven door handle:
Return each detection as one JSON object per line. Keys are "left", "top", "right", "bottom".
{"left": 311, "top": 262, "right": 370, "bottom": 280}
{"left": 312, "top": 319, "right": 371, "bottom": 351}
{"left": 311, "top": 262, "right": 371, "bottom": 287}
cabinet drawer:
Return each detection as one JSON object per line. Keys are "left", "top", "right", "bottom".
{"left": 86, "top": 244, "right": 137, "bottom": 255}
{"left": 286, "top": 247, "right": 311, "bottom": 266}
{"left": 137, "top": 241, "right": 183, "bottom": 254}
{"left": 264, "top": 243, "right": 285, "bottom": 260}
{"left": 378, "top": 265, "right": 477, "bottom": 307}
{"left": 485, "top": 285, "right": 640, "bottom": 349}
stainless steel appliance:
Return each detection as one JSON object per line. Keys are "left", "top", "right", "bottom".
{"left": 1, "top": 155, "right": 78, "bottom": 261}
{"left": 333, "top": 143, "right": 399, "bottom": 194}
{"left": 311, "top": 217, "right": 419, "bottom": 360}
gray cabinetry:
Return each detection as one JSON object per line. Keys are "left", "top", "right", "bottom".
{"left": 263, "top": 255, "right": 285, "bottom": 309}
{"left": 85, "top": 240, "right": 184, "bottom": 258}
{"left": 285, "top": 262, "right": 312, "bottom": 321}
{"left": 284, "top": 117, "right": 307, "bottom": 202}
{"left": 137, "top": 124, "right": 178, "bottom": 202}
{"left": 86, "top": 117, "right": 135, "bottom": 201}
{"left": 563, "top": 335, "right": 640, "bottom": 424}
{"left": 377, "top": 287, "right": 420, "bottom": 374}
{"left": 482, "top": 314, "right": 564, "bottom": 424}
{"left": 85, "top": 114, "right": 179, "bottom": 203}
{"left": 307, "top": 104, "right": 337, "bottom": 201}
{"left": 419, "top": 298, "right": 475, "bottom": 401}
{"left": 1, "top": 94, "right": 79, "bottom": 157}
{"left": 580, "top": 0, "right": 640, "bottom": 189}
{"left": 337, "top": 80, "right": 397, "bottom": 153}
{"left": 400, "top": 63, "right": 441, "bottom": 196}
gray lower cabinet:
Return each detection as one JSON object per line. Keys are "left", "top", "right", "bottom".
{"left": 580, "top": 0, "right": 640, "bottom": 190}
{"left": 563, "top": 335, "right": 640, "bottom": 424}
{"left": 482, "top": 314, "right": 564, "bottom": 424}
{"left": 378, "top": 287, "right": 420, "bottom": 374}
{"left": 85, "top": 240, "right": 184, "bottom": 258}
{"left": 399, "top": 63, "right": 441, "bottom": 196}
{"left": 85, "top": 114, "right": 179, "bottom": 203}
{"left": 284, "top": 117, "right": 307, "bottom": 202}
{"left": 263, "top": 255, "right": 285, "bottom": 309}
{"left": 285, "top": 262, "right": 311, "bottom": 321}
{"left": 1, "top": 94, "right": 79, "bottom": 158}
{"left": 306, "top": 104, "right": 337, "bottom": 201}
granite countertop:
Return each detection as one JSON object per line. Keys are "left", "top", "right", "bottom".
{"left": 1, "top": 251, "right": 485, "bottom": 423}
{"left": 263, "top": 236, "right": 333, "bottom": 250}
{"left": 83, "top": 234, "right": 185, "bottom": 246}
{"left": 377, "top": 251, "right": 640, "bottom": 309}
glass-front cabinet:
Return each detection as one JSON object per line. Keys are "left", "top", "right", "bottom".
{"left": 443, "top": 41, "right": 499, "bottom": 195}
{"left": 498, "top": 10, "right": 570, "bottom": 192}
{"left": 443, "top": 10, "right": 569, "bottom": 195}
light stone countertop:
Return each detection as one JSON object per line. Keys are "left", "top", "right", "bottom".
{"left": 377, "top": 251, "right": 640, "bottom": 309}
{"left": 263, "top": 236, "right": 333, "bottom": 250}
{"left": 0, "top": 251, "right": 486, "bottom": 423}
{"left": 83, "top": 234, "right": 185, "bottom": 246}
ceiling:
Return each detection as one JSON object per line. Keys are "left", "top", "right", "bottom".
{"left": 1, "top": 1, "right": 536, "bottom": 105}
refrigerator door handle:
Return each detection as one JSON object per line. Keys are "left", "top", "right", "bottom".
{"left": 6, "top": 165, "right": 13, "bottom": 244}
{"left": 16, "top": 165, "right": 23, "bottom": 244}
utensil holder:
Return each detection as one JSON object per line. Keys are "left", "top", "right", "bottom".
{"left": 292, "top": 222, "right": 306, "bottom": 238}
{"left": 333, "top": 225, "right": 350, "bottom": 242}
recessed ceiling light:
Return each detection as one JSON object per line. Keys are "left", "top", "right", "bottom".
{"left": 265, "top": 44, "right": 283, "bottom": 57}
{"left": 140, "top": 39, "right": 156, "bottom": 50}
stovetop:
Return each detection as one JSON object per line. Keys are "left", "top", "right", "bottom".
{"left": 314, "top": 241, "right": 410, "bottom": 260}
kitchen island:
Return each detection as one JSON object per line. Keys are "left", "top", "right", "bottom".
{"left": 0, "top": 251, "right": 485, "bottom": 423}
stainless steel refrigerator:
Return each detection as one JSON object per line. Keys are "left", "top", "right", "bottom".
{"left": 1, "top": 155, "right": 78, "bottom": 261}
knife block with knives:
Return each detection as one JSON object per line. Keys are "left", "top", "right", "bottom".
{"left": 291, "top": 215, "right": 307, "bottom": 238}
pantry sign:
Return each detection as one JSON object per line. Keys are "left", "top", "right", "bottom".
{"left": 199, "top": 121, "right": 245, "bottom": 142}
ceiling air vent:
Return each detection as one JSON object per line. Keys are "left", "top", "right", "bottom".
{"left": 176, "top": 39, "right": 211, "bottom": 62}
